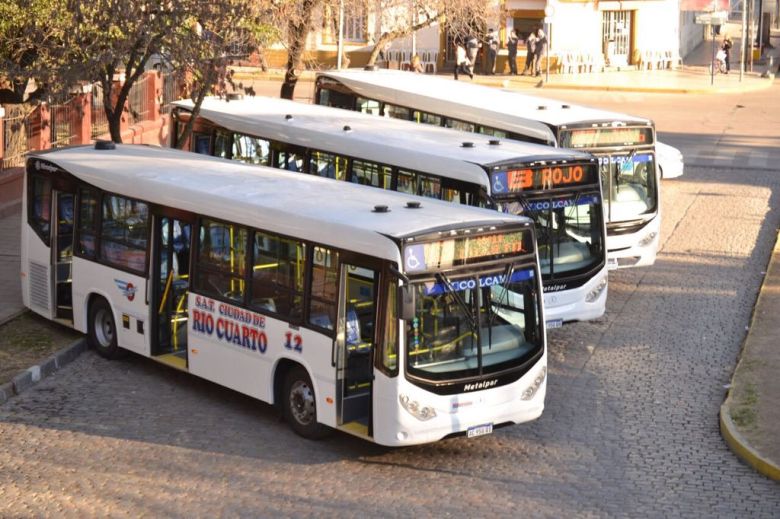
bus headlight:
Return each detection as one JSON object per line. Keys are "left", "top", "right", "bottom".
{"left": 585, "top": 276, "right": 607, "bottom": 303}
{"left": 399, "top": 394, "right": 437, "bottom": 421}
{"left": 521, "top": 367, "right": 547, "bottom": 401}
{"left": 638, "top": 232, "right": 657, "bottom": 247}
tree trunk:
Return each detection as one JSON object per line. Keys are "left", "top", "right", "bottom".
{"left": 175, "top": 66, "right": 217, "bottom": 149}
{"left": 280, "top": 0, "right": 319, "bottom": 100}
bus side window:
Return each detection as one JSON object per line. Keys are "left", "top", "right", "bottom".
{"left": 397, "top": 169, "right": 417, "bottom": 195}
{"left": 250, "top": 231, "right": 306, "bottom": 320}
{"left": 308, "top": 246, "right": 339, "bottom": 332}
{"left": 214, "top": 130, "right": 231, "bottom": 159}
{"left": 310, "top": 150, "right": 347, "bottom": 181}
{"left": 233, "top": 134, "right": 270, "bottom": 166}
{"left": 351, "top": 159, "right": 392, "bottom": 190}
{"left": 444, "top": 119, "right": 476, "bottom": 133}
{"left": 413, "top": 110, "right": 442, "bottom": 126}
{"left": 384, "top": 103, "right": 411, "bottom": 120}
{"left": 77, "top": 188, "right": 99, "bottom": 258}
{"left": 418, "top": 174, "right": 441, "bottom": 199}
{"left": 478, "top": 126, "right": 508, "bottom": 139}
{"left": 356, "top": 97, "right": 381, "bottom": 116}
{"left": 100, "top": 195, "right": 149, "bottom": 273}
{"left": 28, "top": 174, "right": 52, "bottom": 245}
{"left": 194, "top": 219, "right": 248, "bottom": 303}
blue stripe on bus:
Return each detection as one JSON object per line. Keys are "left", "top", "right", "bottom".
{"left": 422, "top": 268, "right": 535, "bottom": 296}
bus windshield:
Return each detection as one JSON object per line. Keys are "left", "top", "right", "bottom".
{"left": 502, "top": 193, "right": 603, "bottom": 277}
{"left": 599, "top": 153, "right": 657, "bottom": 221}
{"left": 406, "top": 265, "right": 542, "bottom": 382}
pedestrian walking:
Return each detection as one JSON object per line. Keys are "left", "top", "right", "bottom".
{"left": 506, "top": 29, "right": 519, "bottom": 75}
{"left": 533, "top": 27, "right": 547, "bottom": 77}
{"left": 521, "top": 31, "right": 537, "bottom": 75}
{"left": 465, "top": 34, "right": 480, "bottom": 76}
{"left": 453, "top": 41, "right": 471, "bottom": 80}
{"left": 486, "top": 28, "right": 499, "bottom": 75}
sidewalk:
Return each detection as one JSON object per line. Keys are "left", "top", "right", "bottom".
{"left": 0, "top": 209, "right": 23, "bottom": 326}
{"left": 721, "top": 231, "right": 780, "bottom": 480}
{"left": 475, "top": 27, "right": 778, "bottom": 94}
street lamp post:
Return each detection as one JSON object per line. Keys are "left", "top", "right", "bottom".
{"left": 337, "top": 0, "right": 345, "bottom": 69}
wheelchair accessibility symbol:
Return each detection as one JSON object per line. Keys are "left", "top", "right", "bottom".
{"left": 405, "top": 246, "right": 423, "bottom": 272}
{"left": 491, "top": 172, "right": 507, "bottom": 194}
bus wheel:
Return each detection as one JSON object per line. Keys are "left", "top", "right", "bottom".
{"left": 283, "top": 366, "right": 328, "bottom": 439}
{"left": 88, "top": 298, "right": 123, "bottom": 359}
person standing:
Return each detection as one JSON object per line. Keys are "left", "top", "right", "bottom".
{"left": 521, "top": 30, "right": 537, "bottom": 75}
{"left": 722, "top": 34, "right": 733, "bottom": 73}
{"left": 465, "top": 34, "right": 480, "bottom": 76}
{"left": 506, "top": 29, "right": 519, "bottom": 75}
{"left": 533, "top": 27, "right": 547, "bottom": 77}
{"left": 486, "top": 28, "right": 499, "bottom": 75}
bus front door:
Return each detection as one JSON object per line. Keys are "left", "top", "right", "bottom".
{"left": 336, "top": 262, "right": 379, "bottom": 437}
{"left": 52, "top": 191, "right": 74, "bottom": 322}
{"left": 151, "top": 214, "right": 192, "bottom": 370}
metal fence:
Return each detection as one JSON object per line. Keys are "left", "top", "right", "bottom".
{"left": 161, "top": 72, "right": 178, "bottom": 114}
{"left": 50, "top": 96, "right": 78, "bottom": 149}
{"left": 91, "top": 83, "right": 109, "bottom": 140}
{"left": 128, "top": 77, "right": 152, "bottom": 124}
{"left": 1, "top": 106, "right": 36, "bottom": 170}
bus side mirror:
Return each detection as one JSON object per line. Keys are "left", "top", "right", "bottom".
{"left": 398, "top": 284, "right": 416, "bottom": 321}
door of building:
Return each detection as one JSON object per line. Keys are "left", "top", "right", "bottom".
{"left": 602, "top": 10, "right": 632, "bottom": 67}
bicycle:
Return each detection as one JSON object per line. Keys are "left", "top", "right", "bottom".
{"left": 712, "top": 49, "right": 728, "bottom": 74}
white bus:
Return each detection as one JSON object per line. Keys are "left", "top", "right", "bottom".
{"left": 171, "top": 96, "right": 607, "bottom": 327}
{"left": 315, "top": 69, "right": 661, "bottom": 269}
{"left": 21, "top": 143, "right": 547, "bottom": 446}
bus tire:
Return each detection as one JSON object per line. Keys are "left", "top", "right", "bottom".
{"left": 283, "top": 366, "right": 329, "bottom": 440}
{"left": 88, "top": 297, "right": 123, "bottom": 359}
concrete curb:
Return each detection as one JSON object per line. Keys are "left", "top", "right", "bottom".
{"left": 719, "top": 230, "right": 780, "bottom": 481}
{"left": 720, "top": 406, "right": 780, "bottom": 480}
{"left": 0, "top": 337, "right": 88, "bottom": 406}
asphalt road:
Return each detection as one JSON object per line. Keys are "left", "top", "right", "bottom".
{"left": 2, "top": 83, "right": 779, "bottom": 517}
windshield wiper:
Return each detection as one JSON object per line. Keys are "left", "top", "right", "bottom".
{"left": 435, "top": 273, "right": 478, "bottom": 335}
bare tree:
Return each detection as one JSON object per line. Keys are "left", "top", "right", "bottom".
{"left": 170, "top": 1, "right": 270, "bottom": 149}
{"left": 266, "top": 0, "right": 325, "bottom": 99}
{"left": 358, "top": 0, "right": 495, "bottom": 67}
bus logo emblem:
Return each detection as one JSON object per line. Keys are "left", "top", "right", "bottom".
{"left": 114, "top": 279, "right": 137, "bottom": 301}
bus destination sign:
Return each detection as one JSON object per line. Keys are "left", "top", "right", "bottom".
{"left": 560, "top": 127, "right": 654, "bottom": 149}
{"left": 404, "top": 230, "right": 532, "bottom": 273}
{"left": 490, "top": 164, "right": 596, "bottom": 195}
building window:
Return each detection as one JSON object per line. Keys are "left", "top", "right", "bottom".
{"left": 344, "top": 9, "right": 367, "bottom": 42}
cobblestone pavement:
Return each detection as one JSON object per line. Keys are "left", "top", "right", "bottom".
{"left": 2, "top": 162, "right": 780, "bottom": 517}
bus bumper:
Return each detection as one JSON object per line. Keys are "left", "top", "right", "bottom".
{"left": 372, "top": 360, "right": 547, "bottom": 447}
{"left": 606, "top": 216, "right": 660, "bottom": 269}
{"left": 543, "top": 271, "right": 607, "bottom": 325}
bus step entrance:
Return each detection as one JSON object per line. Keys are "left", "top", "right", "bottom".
{"left": 153, "top": 350, "right": 188, "bottom": 372}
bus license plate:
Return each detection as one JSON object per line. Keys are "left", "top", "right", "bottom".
{"left": 467, "top": 423, "right": 493, "bottom": 438}
{"left": 546, "top": 319, "right": 563, "bottom": 329}
{"left": 607, "top": 258, "right": 619, "bottom": 270}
